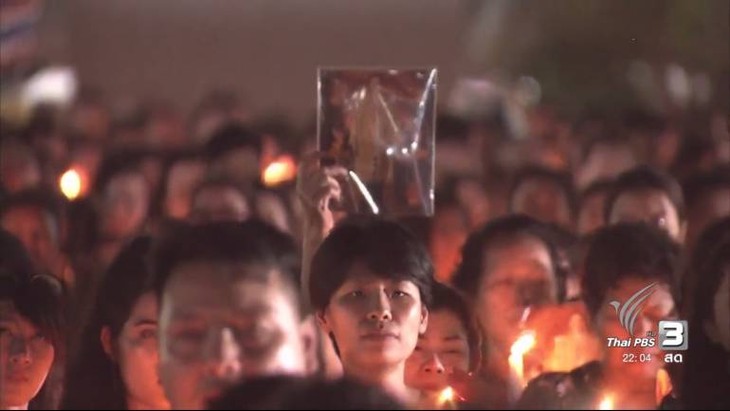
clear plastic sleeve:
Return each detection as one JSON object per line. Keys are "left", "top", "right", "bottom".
{"left": 317, "top": 67, "right": 437, "bottom": 217}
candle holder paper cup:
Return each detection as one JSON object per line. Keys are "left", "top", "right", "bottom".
{"left": 317, "top": 67, "right": 437, "bottom": 217}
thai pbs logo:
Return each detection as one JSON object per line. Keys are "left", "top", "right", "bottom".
{"left": 606, "top": 282, "right": 687, "bottom": 362}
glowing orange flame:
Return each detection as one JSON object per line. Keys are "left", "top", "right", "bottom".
{"left": 437, "top": 386, "right": 454, "bottom": 405}
{"left": 598, "top": 394, "right": 614, "bottom": 410}
{"left": 59, "top": 168, "right": 82, "bottom": 200}
{"left": 509, "top": 330, "right": 536, "bottom": 387}
{"left": 655, "top": 368, "right": 672, "bottom": 406}
{"left": 262, "top": 155, "right": 297, "bottom": 187}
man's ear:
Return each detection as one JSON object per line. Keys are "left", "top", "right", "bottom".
{"left": 678, "top": 220, "right": 688, "bottom": 244}
{"left": 315, "top": 310, "right": 331, "bottom": 334}
{"left": 100, "top": 326, "right": 116, "bottom": 361}
{"left": 419, "top": 306, "right": 429, "bottom": 334}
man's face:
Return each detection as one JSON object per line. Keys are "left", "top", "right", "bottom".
{"left": 318, "top": 264, "right": 428, "bottom": 373}
{"left": 609, "top": 189, "right": 683, "bottom": 242}
{"left": 157, "top": 262, "right": 306, "bottom": 410}
{"left": 475, "top": 237, "right": 557, "bottom": 354}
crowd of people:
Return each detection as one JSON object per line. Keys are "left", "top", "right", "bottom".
{"left": 1, "top": 88, "right": 729, "bottom": 410}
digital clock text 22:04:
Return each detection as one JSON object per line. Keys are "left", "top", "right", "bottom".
{"left": 622, "top": 353, "right": 652, "bottom": 363}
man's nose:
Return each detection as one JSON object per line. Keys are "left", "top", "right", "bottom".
{"left": 203, "top": 327, "right": 242, "bottom": 382}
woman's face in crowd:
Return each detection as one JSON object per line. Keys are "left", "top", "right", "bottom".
{"left": 595, "top": 277, "right": 676, "bottom": 378}
{"left": 319, "top": 263, "right": 428, "bottom": 373}
{"left": 475, "top": 236, "right": 557, "bottom": 354}
{"left": 100, "top": 171, "right": 150, "bottom": 239}
{"left": 104, "top": 292, "right": 170, "bottom": 409}
{"left": 0, "top": 301, "right": 55, "bottom": 409}
{"left": 405, "top": 309, "right": 470, "bottom": 392}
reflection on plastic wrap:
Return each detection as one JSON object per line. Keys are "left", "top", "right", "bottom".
{"left": 317, "top": 68, "right": 437, "bottom": 217}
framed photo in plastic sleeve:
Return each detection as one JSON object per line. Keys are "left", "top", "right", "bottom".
{"left": 317, "top": 67, "right": 437, "bottom": 217}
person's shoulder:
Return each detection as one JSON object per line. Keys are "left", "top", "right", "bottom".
{"left": 516, "top": 361, "right": 602, "bottom": 410}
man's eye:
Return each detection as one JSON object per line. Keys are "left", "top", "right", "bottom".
{"left": 347, "top": 290, "right": 364, "bottom": 298}
{"left": 392, "top": 290, "right": 409, "bottom": 298}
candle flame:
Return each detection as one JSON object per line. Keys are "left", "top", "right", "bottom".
{"left": 437, "top": 386, "right": 454, "bottom": 405}
{"left": 262, "top": 155, "right": 297, "bottom": 186}
{"left": 655, "top": 368, "right": 672, "bottom": 405}
{"left": 60, "top": 168, "right": 82, "bottom": 200}
{"left": 509, "top": 330, "right": 536, "bottom": 387}
{"left": 598, "top": 394, "right": 614, "bottom": 410}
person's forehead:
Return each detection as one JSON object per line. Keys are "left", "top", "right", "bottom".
{"left": 614, "top": 189, "right": 674, "bottom": 214}
{"left": 425, "top": 310, "right": 467, "bottom": 338}
{"left": 484, "top": 235, "right": 551, "bottom": 266}
{"left": 341, "top": 263, "right": 418, "bottom": 288}
{"left": 608, "top": 277, "right": 672, "bottom": 300}
{"left": 164, "top": 262, "right": 294, "bottom": 313}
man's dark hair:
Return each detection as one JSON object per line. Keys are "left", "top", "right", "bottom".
{"left": 204, "top": 122, "right": 262, "bottom": 161}
{"left": 452, "top": 214, "right": 566, "bottom": 302}
{"left": 150, "top": 220, "right": 302, "bottom": 314}
{"left": 603, "top": 165, "right": 685, "bottom": 222}
{"left": 429, "top": 282, "right": 481, "bottom": 371}
{"left": 309, "top": 217, "right": 434, "bottom": 312}
{"left": 209, "top": 376, "right": 404, "bottom": 410}
{"left": 581, "top": 223, "right": 680, "bottom": 319}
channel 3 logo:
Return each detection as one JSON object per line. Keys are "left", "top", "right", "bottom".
{"left": 659, "top": 320, "right": 688, "bottom": 350}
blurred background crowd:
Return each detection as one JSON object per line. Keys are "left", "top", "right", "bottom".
{"left": 0, "top": 1, "right": 728, "bottom": 410}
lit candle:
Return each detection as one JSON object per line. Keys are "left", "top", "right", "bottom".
{"left": 59, "top": 168, "right": 82, "bottom": 200}
{"left": 598, "top": 394, "right": 614, "bottom": 410}
{"left": 509, "top": 330, "right": 537, "bottom": 387}
{"left": 262, "top": 155, "right": 297, "bottom": 187}
{"left": 436, "top": 386, "right": 456, "bottom": 410}
{"left": 655, "top": 368, "right": 672, "bottom": 406}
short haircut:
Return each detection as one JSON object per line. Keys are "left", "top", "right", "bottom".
{"left": 150, "top": 220, "right": 302, "bottom": 314}
{"left": 508, "top": 166, "right": 578, "bottom": 218}
{"left": 604, "top": 165, "right": 685, "bottom": 222}
{"left": 309, "top": 217, "right": 434, "bottom": 312}
{"left": 452, "top": 214, "right": 566, "bottom": 302}
{"left": 209, "top": 376, "right": 404, "bottom": 410}
{"left": 682, "top": 165, "right": 730, "bottom": 213}
{"left": 429, "top": 282, "right": 481, "bottom": 371}
{"left": 204, "top": 122, "right": 263, "bottom": 160}
{"left": 581, "top": 223, "right": 680, "bottom": 319}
